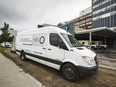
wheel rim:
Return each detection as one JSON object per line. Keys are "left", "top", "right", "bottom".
{"left": 65, "top": 68, "right": 74, "bottom": 79}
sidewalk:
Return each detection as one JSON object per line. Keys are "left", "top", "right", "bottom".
{"left": 0, "top": 53, "right": 44, "bottom": 87}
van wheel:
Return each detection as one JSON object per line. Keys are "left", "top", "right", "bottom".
{"left": 20, "top": 52, "right": 27, "bottom": 61}
{"left": 62, "top": 63, "right": 79, "bottom": 82}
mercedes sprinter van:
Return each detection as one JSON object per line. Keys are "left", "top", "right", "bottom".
{"left": 16, "top": 26, "right": 98, "bottom": 82}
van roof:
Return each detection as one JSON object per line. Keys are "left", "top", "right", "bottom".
{"left": 48, "top": 26, "right": 70, "bottom": 34}
{"left": 17, "top": 26, "right": 71, "bottom": 35}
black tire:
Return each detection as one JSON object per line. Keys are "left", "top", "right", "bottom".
{"left": 91, "top": 46, "right": 95, "bottom": 50}
{"left": 61, "top": 63, "right": 79, "bottom": 82}
{"left": 20, "top": 52, "right": 27, "bottom": 61}
{"left": 10, "top": 49, "right": 13, "bottom": 53}
{"left": 10, "top": 48, "right": 13, "bottom": 53}
{"left": 101, "top": 47, "right": 106, "bottom": 50}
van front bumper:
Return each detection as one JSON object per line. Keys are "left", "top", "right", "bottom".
{"left": 77, "top": 64, "right": 98, "bottom": 77}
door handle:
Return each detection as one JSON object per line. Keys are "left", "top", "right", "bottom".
{"left": 42, "top": 48, "right": 46, "bottom": 49}
{"left": 48, "top": 48, "right": 52, "bottom": 50}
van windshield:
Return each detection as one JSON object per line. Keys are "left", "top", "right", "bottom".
{"left": 61, "top": 33, "right": 82, "bottom": 47}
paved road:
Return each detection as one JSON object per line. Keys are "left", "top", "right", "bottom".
{"left": 97, "top": 53, "right": 116, "bottom": 70}
{"left": 2, "top": 48, "right": 116, "bottom": 87}
{"left": 0, "top": 53, "right": 44, "bottom": 87}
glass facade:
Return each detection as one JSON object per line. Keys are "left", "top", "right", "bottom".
{"left": 92, "top": 0, "right": 116, "bottom": 28}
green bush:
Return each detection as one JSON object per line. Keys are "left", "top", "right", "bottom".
{"left": 0, "top": 46, "right": 5, "bottom": 53}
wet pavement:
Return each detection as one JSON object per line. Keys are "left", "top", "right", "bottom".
{"left": 97, "top": 53, "right": 116, "bottom": 70}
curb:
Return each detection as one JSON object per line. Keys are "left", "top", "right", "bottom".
{"left": 26, "top": 74, "right": 45, "bottom": 87}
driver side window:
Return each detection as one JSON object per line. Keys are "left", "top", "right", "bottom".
{"left": 50, "top": 33, "right": 68, "bottom": 50}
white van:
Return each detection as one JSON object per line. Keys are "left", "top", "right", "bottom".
{"left": 16, "top": 26, "right": 98, "bottom": 82}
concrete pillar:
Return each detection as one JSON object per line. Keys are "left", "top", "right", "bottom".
{"left": 104, "top": 37, "right": 107, "bottom": 45}
{"left": 89, "top": 32, "right": 92, "bottom": 49}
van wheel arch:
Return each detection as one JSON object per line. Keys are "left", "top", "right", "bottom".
{"left": 60, "top": 62, "right": 78, "bottom": 72}
{"left": 60, "top": 62, "right": 71, "bottom": 72}
{"left": 60, "top": 62, "right": 80, "bottom": 82}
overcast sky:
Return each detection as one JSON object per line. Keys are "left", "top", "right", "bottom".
{"left": 0, "top": 0, "right": 91, "bottom": 31}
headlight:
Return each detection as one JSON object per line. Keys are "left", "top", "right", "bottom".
{"left": 82, "top": 56, "right": 95, "bottom": 65}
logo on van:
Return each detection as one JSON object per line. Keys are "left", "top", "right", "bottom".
{"left": 39, "top": 36, "right": 45, "bottom": 44}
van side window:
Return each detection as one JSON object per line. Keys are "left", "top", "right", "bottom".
{"left": 50, "top": 33, "right": 68, "bottom": 50}
{"left": 50, "top": 33, "right": 58, "bottom": 46}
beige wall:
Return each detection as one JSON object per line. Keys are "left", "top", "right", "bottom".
{"left": 75, "top": 26, "right": 84, "bottom": 32}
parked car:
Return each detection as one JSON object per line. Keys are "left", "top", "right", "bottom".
{"left": 91, "top": 41, "right": 107, "bottom": 50}
{"left": 1, "top": 42, "right": 11, "bottom": 48}
{"left": 79, "top": 40, "right": 107, "bottom": 50}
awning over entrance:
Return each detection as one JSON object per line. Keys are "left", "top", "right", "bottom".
{"left": 75, "top": 27, "right": 116, "bottom": 48}
{"left": 75, "top": 27, "right": 116, "bottom": 40}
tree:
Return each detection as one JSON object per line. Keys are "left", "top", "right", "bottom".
{"left": 0, "top": 22, "right": 14, "bottom": 43}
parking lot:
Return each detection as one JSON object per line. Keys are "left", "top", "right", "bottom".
{"left": 3, "top": 48, "right": 116, "bottom": 87}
